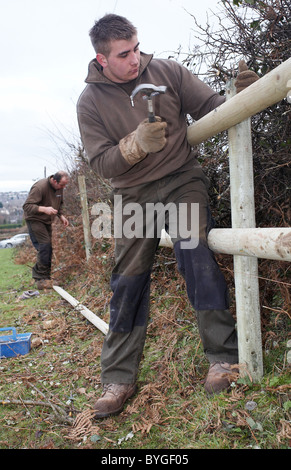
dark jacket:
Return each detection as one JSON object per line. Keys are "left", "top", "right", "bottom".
{"left": 23, "top": 177, "right": 64, "bottom": 225}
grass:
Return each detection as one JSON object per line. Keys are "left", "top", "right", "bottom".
{"left": 0, "top": 242, "right": 290, "bottom": 451}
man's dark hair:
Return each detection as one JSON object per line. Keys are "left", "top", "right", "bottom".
{"left": 52, "top": 171, "right": 68, "bottom": 183}
{"left": 89, "top": 14, "right": 137, "bottom": 56}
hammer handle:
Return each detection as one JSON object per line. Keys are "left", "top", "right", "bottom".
{"left": 148, "top": 99, "right": 156, "bottom": 122}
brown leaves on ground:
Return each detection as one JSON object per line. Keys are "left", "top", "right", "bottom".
{"left": 67, "top": 409, "right": 100, "bottom": 441}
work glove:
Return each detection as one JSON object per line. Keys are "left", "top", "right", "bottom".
{"left": 235, "top": 60, "right": 259, "bottom": 93}
{"left": 119, "top": 117, "right": 167, "bottom": 165}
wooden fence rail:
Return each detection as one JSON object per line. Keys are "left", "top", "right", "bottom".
{"left": 160, "top": 227, "right": 291, "bottom": 262}
{"left": 187, "top": 58, "right": 291, "bottom": 146}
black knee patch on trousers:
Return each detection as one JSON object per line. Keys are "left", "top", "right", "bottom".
{"left": 109, "top": 271, "right": 151, "bottom": 332}
{"left": 38, "top": 243, "right": 52, "bottom": 267}
{"left": 174, "top": 240, "right": 229, "bottom": 311}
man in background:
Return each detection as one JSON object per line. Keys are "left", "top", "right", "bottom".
{"left": 23, "top": 171, "right": 69, "bottom": 289}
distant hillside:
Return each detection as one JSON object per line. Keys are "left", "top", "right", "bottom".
{"left": 0, "top": 191, "right": 28, "bottom": 225}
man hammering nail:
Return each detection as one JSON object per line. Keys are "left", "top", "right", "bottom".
{"left": 77, "top": 13, "right": 259, "bottom": 418}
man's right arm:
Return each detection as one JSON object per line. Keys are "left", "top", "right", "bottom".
{"left": 77, "top": 110, "right": 133, "bottom": 179}
{"left": 38, "top": 206, "right": 58, "bottom": 215}
{"left": 119, "top": 117, "right": 167, "bottom": 165}
{"left": 23, "top": 187, "right": 43, "bottom": 216}
{"left": 77, "top": 110, "right": 167, "bottom": 179}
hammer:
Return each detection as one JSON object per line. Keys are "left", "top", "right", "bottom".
{"left": 130, "top": 83, "right": 167, "bottom": 122}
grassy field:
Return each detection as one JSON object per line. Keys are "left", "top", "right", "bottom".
{"left": 0, "top": 244, "right": 290, "bottom": 452}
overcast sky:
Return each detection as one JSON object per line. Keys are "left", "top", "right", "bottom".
{"left": 0, "top": 0, "right": 221, "bottom": 192}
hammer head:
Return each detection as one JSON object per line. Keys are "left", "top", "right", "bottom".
{"left": 130, "top": 83, "right": 167, "bottom": 122}
{"left": 130, "top": 83, "right": 167, "bottom": 103}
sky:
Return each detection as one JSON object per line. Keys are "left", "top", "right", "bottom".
{"left": 0, "top": 0, "right": 221, "bottom": 192}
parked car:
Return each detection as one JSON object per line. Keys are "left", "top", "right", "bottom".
{"left": 0, "top": 233, "right": 30, "bottom": 248}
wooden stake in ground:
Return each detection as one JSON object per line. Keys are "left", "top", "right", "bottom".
{"left": 226, "top": 80, "right": 263, "bottom": 381}
{"left": 78, "top": 175, "right": 92, "bottom": 261}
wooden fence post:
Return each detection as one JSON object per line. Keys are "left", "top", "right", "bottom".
{"left": 227, "top": 80, "right": 263, "bottom": 381}
{"left": 78, "top": 175, "right": 92, "bottom": 261}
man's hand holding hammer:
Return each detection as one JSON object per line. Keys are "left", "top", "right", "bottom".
{"left": 119, "top": 117, "right": 167, "bottom": 165}
{"left": 119, "top": 83, "right": 168, "bottom": 165}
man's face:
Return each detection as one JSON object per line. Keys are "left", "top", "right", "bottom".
{"left": 51, "top": 177, "right": 69, "bottom": 190}
{"left": 97, "top": 35, "right": 140, "bottom": 83}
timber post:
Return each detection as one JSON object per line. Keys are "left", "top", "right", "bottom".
{"left": 227, "top": 80, "right": 263, "bottom": 381}
{"left": 78, "top": 175, "right": 92, "bottom": 261}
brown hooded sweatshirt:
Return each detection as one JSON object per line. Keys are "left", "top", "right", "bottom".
{"left": 77, "top": 53, "right": 225, "bottom": 189}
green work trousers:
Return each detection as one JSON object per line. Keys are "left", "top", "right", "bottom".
{"left": 100, "top": 169, "right": 238, "bottom": 384}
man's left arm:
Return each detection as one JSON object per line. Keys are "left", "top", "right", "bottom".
{"left": 57, "top": 193, "right": 69, "bottom": 227}
{"left": 179, "top": 59, "right": 259, "bottom": 120}
{"left": 59, "top": 214, "right": 69, "bottom": 227}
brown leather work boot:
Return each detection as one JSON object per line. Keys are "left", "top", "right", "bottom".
{"left": 36, "top": 279, "right": 53, "bottom": 290}
{"left": 204, "top": 362, "right": 239, "bottom": 395}
{"left": 93, "top": 383, "right": 137, "bottom": 419}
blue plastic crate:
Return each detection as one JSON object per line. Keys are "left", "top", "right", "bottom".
{"left": 0, "top": 327, "right": 32, "bottom": 358}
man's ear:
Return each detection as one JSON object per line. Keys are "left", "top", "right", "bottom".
{"left": 96, "top": 53, "right": 107, "bottom": 68}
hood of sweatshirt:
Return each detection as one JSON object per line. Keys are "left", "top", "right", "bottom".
{"left": 84, "top": 52, "right": 153, "bottom": 85}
